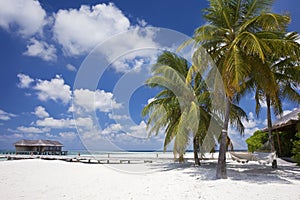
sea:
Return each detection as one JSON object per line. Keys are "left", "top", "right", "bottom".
{"left": 0, "top": 149, "right": 245, "bottom": 161}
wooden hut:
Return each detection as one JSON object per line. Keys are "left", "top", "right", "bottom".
{"left": 262, "top": 108, "right": 300, "bottom": 157}
{"left": 262, "top": 108, "right": 300, "bottom": 133}
{"left": 14, "top": 139, "right": 67, "bottom": 155}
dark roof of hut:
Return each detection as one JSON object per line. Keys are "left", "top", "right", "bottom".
{"left": 14, "top": 139, "right": 63, "bottom": 147}
{"left": 262, "top": 108, "right": 300, "bottom": 132}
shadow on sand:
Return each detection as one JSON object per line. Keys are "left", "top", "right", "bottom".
{"left": 149, "top": 159, "right": 300, "bottom": 184}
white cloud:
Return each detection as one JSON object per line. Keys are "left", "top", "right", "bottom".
{"left": 229, "top": 112, "right": 262, "bottom": 137}
{"left": 36, "top": 117, "right": 93, "bottom": 129}
{"left": 53, "top": 3, "right": 130, "bottom": 56}
{"left": 17, "top": 126, "right": 50, "bottom": 133}
{"left": 0, "top": 133, "right": 23, "bottom": 141}
{"left": 112, "top": 57, "right": 151, "bottom": 73}
{"left": 263, "top": 119, "right": 268, "bottom": 126}
{"left": 23, "top": 38, "right": 57, "bottom": 61}
{"left": 100, "top": 28, "right": 159, "bottom": 73}
{"left": 0, "top": 109, "right": 16, "bottom": 121}
{"left": 108, "top": 113, "right": 130, "bottom": 120}
{"left": 101, "top": 123, "right": 123, "bottom": 135}
{"left": 242, "top": 117, "right": 261, "bottom": 136}
{"left": 0, "top": 0, "right": 46, "bottom": 37}
{"left": 34, "top": 75, "right": 72, "bottom": 104}
{"left": 59, "top": 132, "right": 76, "bottom": 140}
{"left": 126, "top": 121, "right": 148, "bottom": 138}
{"left": 66, "top": 64, "right": 77, "bottom": 72}
{"left": 73, "top": 89, "right": 122, "bottom": 113}
{"left": 33, "top": 106, "right": 49, "bottom": 118}
{"left": 17, "top": 73, "right": 34, "bottom": 88}
{"left": 260, "top": 100, "right": 267, "bottom": 108}
{"left": 137, "top": 19, "right": 147, "bottom": 27}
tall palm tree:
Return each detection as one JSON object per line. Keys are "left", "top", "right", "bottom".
{"left": 190, "top": 0, "right": 294, "bottom": 179}
{"left": 254, "top": 32, "right": 300, "bottom": 154}
{"left": 143, "top": 51, "right": 248, "bottom": 165}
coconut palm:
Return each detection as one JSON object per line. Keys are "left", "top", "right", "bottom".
{"left": 143, "top": 51, "right": 248, "bottom": 165}
{"left": 190, "top": 0, "right": 295, "bottom": 179}
{"left": 254, "top": 32, "right": 300, "bottom": 154}
{"left": 142, "top": 51, "right": 212, "bottom": 165}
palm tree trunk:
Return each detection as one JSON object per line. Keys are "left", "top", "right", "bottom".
{"left": 266, "top": 95, "right": 277, "bottom": 169}
{"left": 266, "top": 95, "right": 275, "bottom": 152}
{"left": 178, "top": 154, "right": 184, "bottom": 163}
{"left": 193, "top": 136, "right": 200, "bottom": 166}
{"left": 216, "top": 98, "right": 231, "bottom": 179}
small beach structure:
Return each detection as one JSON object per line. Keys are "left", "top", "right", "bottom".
{"left": 262, "top": 108, "right": 300, "bottom": 133}
{"left": 261, "top": 108, "right": 300, "bottom": 157}
{"left": 14, "top": 139, "right": 67, "bottom": 155}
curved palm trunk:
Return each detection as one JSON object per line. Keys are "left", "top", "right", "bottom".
{"left": 216, "top": 98, "right": 231, "bottom": 179}
{"left": 193, "top": 136, "right": 200, "bottom": 166}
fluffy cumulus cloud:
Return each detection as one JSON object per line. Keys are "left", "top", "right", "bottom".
{"left": 23, "top": 38, "right": 57, "bottom": 61}
{"left": 241, "top": 112, "right": 261, "bottom": 136}
{"left": 229, "top": 112, "right": 261, "bottom": 137}
{"left": 99, "top": 27, "right": 159, "bottom": 73}
{"left": 101, "top": 123, "right": 123, "bottom": 135}
{"left": 17, "top": 74, "right": 72, "bottom": 104}
{"left": 0, "top": 0, "right": 46, "bottom": 37}
{"left": 108, "top": 113, "right": 130, "bottom": 120}
{"left": 33, "top": 106, "right": 49, "bottom": 118}
{"left": 66, "top": 64, "right": 77, "bottom": 72}
{"left": 0, "top": 1, "right": 159, "bottom": 67}
{"left": 73, "top": 89, "right": 122, "bottom": 113}
{"left": 59, "top": 132, "right": 77, "bottom": 140}
{"left": 17, "top": 73, "right": 34, "bottom": 88}
{"left": 53, "top": 3, "right": 130, "bottom": 56}
{"left": 0, "top": 109, "right": 16, "bottom": 121}
{"left": 126, "top": 121, "right": 148, "bottom": 138}
{"left": 34, "top": 75, "right": 72, "bottom": 104}
{"left": 17, "top": 126, "right": 50, "bottom": 133}
{"left": 228, "top": 112, "right": 264, "bottom": 149}
{"left": 36, "top": 117, "right": 93, "bottom": 129}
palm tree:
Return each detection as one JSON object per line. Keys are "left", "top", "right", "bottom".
{"left": 142, "top": 51, "right": 213, "bottom": 165}
{"left": 254, "top": 32, "right": 300, "bottom": 155}
{"left": 143, "top": 51, "right": 248, "bottom": 166}
{"left": 190, "top": 0, "right": 294, "bottom": 179}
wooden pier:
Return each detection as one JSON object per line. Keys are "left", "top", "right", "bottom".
{"left": 0, "top": 154, "right": 193, "bottom": 164}
{"left": 0, "top": 154, "right": 165, "bottom": 164}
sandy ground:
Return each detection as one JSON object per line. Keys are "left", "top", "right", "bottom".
{"left": 0, "top": 158, "right": 299, "bottom": 200}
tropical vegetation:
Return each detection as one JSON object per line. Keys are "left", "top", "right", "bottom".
{"left": 292, "top": 131, "right": 300, "bottom": 166}
{"left": 188, "top": 0, "right": 300, "bottom": 178}
{"left": 143, "top": 0, "right": 300, "bottom": 179}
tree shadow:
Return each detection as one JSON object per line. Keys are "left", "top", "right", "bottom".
{"left": 149, "top": 160, "right": 300, "bottom": 184}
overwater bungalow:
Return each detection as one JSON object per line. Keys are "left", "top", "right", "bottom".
{"left": 14, "top": 139, "right": 68, "bottom": 155}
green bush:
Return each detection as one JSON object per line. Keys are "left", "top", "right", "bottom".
{"left": 292, "top": 131, "right": 300, "bottom": 166}
{"left": 246, "top": 130, "right": 268, "bottom": 152}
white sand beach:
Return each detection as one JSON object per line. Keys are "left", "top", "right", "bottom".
{"left": 0, "top": 158, "right": 299, "bottom": 200}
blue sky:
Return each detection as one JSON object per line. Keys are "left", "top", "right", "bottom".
{"left": 0, "top": 0, "right": 299, "bottom": 151}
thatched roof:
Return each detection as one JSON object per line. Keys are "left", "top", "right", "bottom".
{"left": 262, "top": 108, "right": 300, "bottom": 132}
{"left": 14, "top": 139, "right": 63, "bottom": 147}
